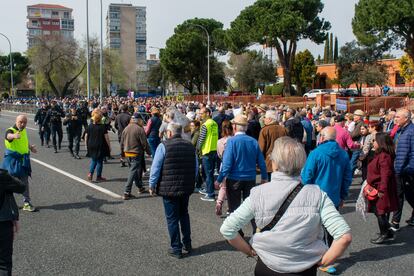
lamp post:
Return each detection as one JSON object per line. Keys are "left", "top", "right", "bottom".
{"left": 86, "top": 0, "right": 91, "bottom": 99}
{"left": 188, "top": 24, "right": 210, "bottom": 104}
{"left": 99, "top": 0, "right": 103, "bottom": 103}
{"left": 149, "top": 46, "right": 164, "bottom": 97}
{"left": 0, "top": 33, "right": 14, "bottom": 96}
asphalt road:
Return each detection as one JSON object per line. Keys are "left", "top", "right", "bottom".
{"left": 0, "top": 110, "right": 413, "bottom": 276}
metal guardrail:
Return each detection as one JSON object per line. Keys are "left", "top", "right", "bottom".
{"left": 1, "top": 103, "right": 38, "bottom": 114}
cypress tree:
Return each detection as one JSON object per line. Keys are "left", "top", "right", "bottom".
{"left": 329, "top": 33, "right": 334, "bottom": 63}
{"left": 323, "top": 37, "right": 329, "bottom": 64}
{"left": 334, "top": 36, "right": 339, "bottom": 63}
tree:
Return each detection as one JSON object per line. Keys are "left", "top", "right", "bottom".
{"left": 161, "top": 18, "right": 227, "bottom": 94}
{"left": 399, "top": 54, "right": 414, "bottom": 83}
{"left": 147, "top": 63, "right": 164, "bottom": 89}
{"left": 226, "top": 0, "right": 330, "bottom": 96}
{"left": 0, "top": 52, "right": 29, "bottom": 90}
{"left": 353, "top": 0, "right": 414, "bottom": 61}
{"left": 323, "top": 37, "right": 329, "bottom": 64}
{"left": 227, "top": 50, "right": 275, "bottom": 92}
{"left": 337, "top": 41, "right": 388, "bottom": 95}
{"left": 28, "top": 36, "right": 85, "bottom": 97}
{"left": 292, "top": 49, "right": 316, "bottom": 94}
{"left": 316, "top": 54, "right": 322, "bottom": 65}
{"left": 334, "top": 36, "right": 339, "bottom": 63}
{"left": 329, "top": 33, "right": 334, "bottom": 63}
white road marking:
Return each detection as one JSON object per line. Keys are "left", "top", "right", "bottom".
{"left": 31, "top": 157, "right": 123, "bottom": 199}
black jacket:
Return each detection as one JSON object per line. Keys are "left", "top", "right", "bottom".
{"left": 43, "top": 106, "right": 65, "bottom": 126}
{"left": 156, "top": 135, "right": 196, "bottom": 197}
{"left": 0, "top": 169, "right": 25, "bottom": 221}
{"left": 284, "top": 116, "right": 304, "bottom": 143}
{"left": 115, "top": 112, "right": 131, "bottom": 140}
{"left": 34, "top": 108, "right": 48, "bottom": 127}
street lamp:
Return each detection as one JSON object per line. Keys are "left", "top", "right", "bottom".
{"left": 0, "top": 33, "right": 14, "bottom": 96}
{"left": 86, "top": 0, "right": 91, "bottom": 99}
{"left": 149, "top": 46, "right": 164, "bottom": 97}
{"left": 99, "top": 0, "right": 103, "bottom": 103}
{"left": 188, "top": 24, "right": 210, "bottom": 105}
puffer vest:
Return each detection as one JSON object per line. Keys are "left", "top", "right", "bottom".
{"left": 157, "top": 135, "right": 196, "bottom": 197}
{"left": 249, "top": 172, "right": 327, "bottom": 274}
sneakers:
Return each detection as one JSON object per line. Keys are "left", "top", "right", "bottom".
{"left": 96, "top": 176, "right": 107, "bottom": 182}
{"left": 74, "top": 154, "right": 81, "bottom": 160}
{"left": 123, "top": 193, "right": 136, "bottom": 200}
{"left": 198, "top": 189, "right": 208, "bottom": 196}
{"left": 193, "top": 187, "right": 201, "bottom": 193}
{"left": 370, "top": 231, "right": 394, "bottom": 244}
{"left": 168, "top": 249, "right": 183, "bottom": 259}
{"left": 406, "top": 217, "right": 414, "bottom": 226}
{"left": 200, "top": 195, "right": 215, "bottom": 202}
{"left": 183, "top": 244, "right": 192, "bottom": 254}
{"left": 137, "top": 187, "right": 147, "bottom": 194}
{"left": 22, "top": 202, "right": 36, "bottom": 212}
{"left": 390, "top": 222, "right": 400, "bottom": 232}
{"left": 87, "top": 173, "right": 93, "bottom": 181}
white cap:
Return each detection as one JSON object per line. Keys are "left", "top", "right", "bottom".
{"left": 186, "top": 111, "right": 196, "bottom": 121}
{"left": 265, "top": 110, "right": 277, "bottom": 120}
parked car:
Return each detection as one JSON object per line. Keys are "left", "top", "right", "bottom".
{"left": 339, "top": 89, "right": 359, "bottom": 97}
{"left": 303, "top": 89, "right": 327, "bottom": 99}
{"left": 214, "top": 91, "right": 229, "bottom": 97}
{"left": 229, "top": 91, "right": 251, "bottom": 96}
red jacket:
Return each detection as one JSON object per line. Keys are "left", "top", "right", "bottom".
{"left": 367, "top": 152, "right": 398, "bottom": 214}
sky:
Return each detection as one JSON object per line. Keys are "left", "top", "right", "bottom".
{"left": 0, "top": 0, "right": 363, "bottom": 60}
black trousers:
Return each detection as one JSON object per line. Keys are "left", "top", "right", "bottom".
{"left": 392, "top": 175, "right": 414, "bottom": 223}
{"left": 38, "top": 126, "right": 50, "bottom": 145}
{"left": 68, "top": 130, "right": 82, "bottom": 154}
{"left": 226, "top": 178, "right": 256, "bottom": 234}
{"left": 0, "top": 221, "right": 13, "bottom": 276}
{"left": 255, "top": 257, "right": 317, "bottom": 276}
{"left": 51, "top": 123, "right": 63, "bottom": 150}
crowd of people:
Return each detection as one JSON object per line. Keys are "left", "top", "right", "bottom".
{"left": 1, "top": 95, "right": 414, "bottom": 275}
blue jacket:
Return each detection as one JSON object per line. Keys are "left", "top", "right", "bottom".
{"left": 217, "top": 133, "right": 267, "bottom": 182}
{"left": 301, "top": 140, "right": 352, "bottom": 207}
{"left": 301, "top": 118, "right": 313, "bottom": 147}
{"left": 394, "top": 122, "right": 414, "bottom": 175}
{"left": 1, "top": 150, "right": 32, "bottom": 177}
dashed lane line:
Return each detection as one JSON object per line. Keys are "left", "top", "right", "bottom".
{"left": 30, "top": 157, "right": 123, "bottom": 199}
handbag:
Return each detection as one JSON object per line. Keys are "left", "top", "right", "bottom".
{"left": 363, "top": 183, "right": 378, "bottom": 201}
{"left": 258, "top": 183, "right": 303, "bottom": 233}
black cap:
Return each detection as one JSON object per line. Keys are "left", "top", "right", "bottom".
{"left": 335, "top": 115, "right": 346, "bottom": 123}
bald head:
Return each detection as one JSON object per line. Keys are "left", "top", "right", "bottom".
{"left": 320, "top": 126, "right": 336, "bottom": 142}
{"left": 16, "top": 115, "right": 28, "bottom": 130}
{"left": 395, "top": 109, "right": 411, "bottom": 127}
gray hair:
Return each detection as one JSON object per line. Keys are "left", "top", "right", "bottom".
{"left": 270, "top": 137, "right": 306, "bottom": 176}
{"left": 320, "top": 126, "right": 336, "bottom": 141}
{"left": 235, "top": 124, "right": 248, "bottom": 132}
{"left": 167, "top": 122, "right": 182, "bottom": 136}
{"left": 397, "top": 108, "right": 411, "bottom": 120}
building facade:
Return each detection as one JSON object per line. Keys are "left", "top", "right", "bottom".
{"left": 27, "top": 4, "right": 74, "bottom": 49}
{"left": 107, "top": 3, "right": 147, "bottom": 91}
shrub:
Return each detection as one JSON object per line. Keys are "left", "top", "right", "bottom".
{"left": 1, "top": 92, "right": 9, "bottom": 99}
{"left": 409, "top": 92, "right": 414, "bottom": 98}
{"left": 272, "top": 83, "right": 284, "bottom": 95}
{"left": 264, "top": 85, "right": 273, "bottom": 95}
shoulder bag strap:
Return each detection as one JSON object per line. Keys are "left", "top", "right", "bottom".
{"left": 260, "top": 183, "right": 303, "bottom": 233}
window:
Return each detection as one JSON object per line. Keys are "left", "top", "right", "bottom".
{"left": 396, "top": 72, "right": 405, "bottom": 85}
{"left": 43, "top": 30, "right": 50, "bottom": 35}
{"left": 43, "top": 20, "right": 50, "bottom": 25}
{"left": 63, "top": 11, "right": 70, "bottom": 19}
{"left": 52, "top": 11, "right": 59, "bottom": 16}
{"left": 52, "top": 21, "right": 60, "bottom": 26}
{"left": 29, "top": 29, "right": 42, "bottom": 36}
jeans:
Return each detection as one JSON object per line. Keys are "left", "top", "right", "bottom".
{"left": 202, "top": 152, "right": 216, "bottom": 198}
{"left": 38, "top": 126, "right": 50, "bottom": 146}
{"left": 51, "top": 123, "right": 63, "bottom": 150}
{"left": 350, "top": 150, "right": 361, "bottom": 175}
{"left": 226, "top": 178, "right": 256, "bottom": 234}
{"left": 125, "top": 156, "right": 143, "bottom": 194}
{"left": 19, "top": 175, "right": 30, "bottom": 204}
{"left": 148, "top": 137, "right": 160, "bottom": 158}
{"left": 392, "top": 175, "right": 414, "bottom": 223}
{"left": 162, "top": 195, "right": 191, "bottom": 254}
{"left": 68, "top": 130, "right": 82, "bottom": 155}
{"left": 89, "top": 158, "right": 103, "bottom": 177}
{"left": 0, "top": 221, "right": 13, "bottom": 276}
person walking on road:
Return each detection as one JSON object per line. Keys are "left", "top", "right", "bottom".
{"left": 43, "top": 100, "right": 65, "bottom": 153}
{"left": 390, "top": 109, "right": 414, "bottom": 231}
{"left": 34, "top": 102, "right": 50, "bottom": 147}
{"left": 367, "top": 133, "right": 398, "bottom": 244}
{"left": 145, "top": 107, "right": 162, "bottom": 158}
{"left": 197, "top": 107, "right": 219, "bottom": 201}
{"left": 85, "top": 109, "right": 111, "bottom": 182}
{"left": 216, "top": 114, "right": 268, "bottom": 235}
{"left": 2, "top": 115, "right": 38, "bottom": 212}
{"left": 258, "top": 110, "right": 288, "bottom": 181}
{"left": 115, "top": 104, "right": 131, "bottom": 167}
{"left": 148, "top": 123, "right": 197, "bottom": 259}
{"left": 0, "top": 169, "right": 26, "bottom": 276}
{"left": 121, "top": 113, "right": 151, "bottom": 200}
{"left": 220, "top": 137, "right": 352, "bottom": 275}
{"left": 63, "top": 106, "right": 83, "bottom": 159}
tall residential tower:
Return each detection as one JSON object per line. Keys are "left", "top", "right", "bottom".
{"left": 27, "top": 4, "right": 74, "bottom": 49}
{"left": 107, "top": 3, "right": 147, "bottom": 91}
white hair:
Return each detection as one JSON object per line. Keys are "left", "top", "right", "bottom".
{"left": 167, "top": 122, "right": 182, "bottom": 136}
{"left": 270, "top": 137, "right": 306, "bottom": 176}
{"left": 235, "top": 124, "right": 248, "bottom": 132}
